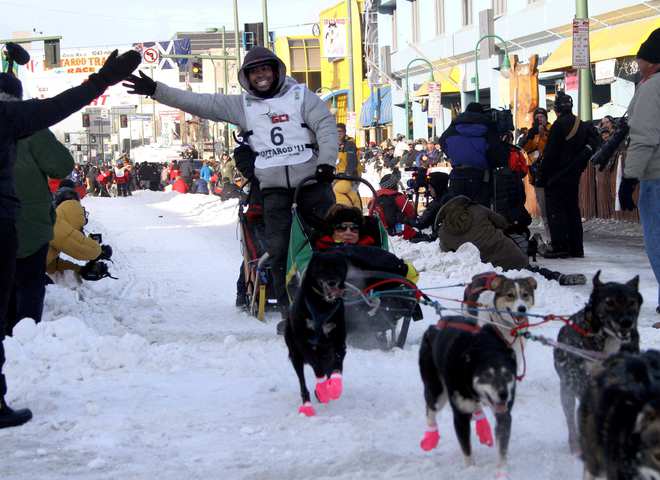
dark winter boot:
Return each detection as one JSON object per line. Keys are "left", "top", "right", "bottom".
{"left": 0, "top": 398, "right": 32, "bottom": 429}
{"left": 558, "top": 274, "right": 587, "bottom": 286}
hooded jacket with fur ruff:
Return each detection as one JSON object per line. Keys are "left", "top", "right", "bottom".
{"left": 152, "top": 48, "right": 337, "bottom": 190}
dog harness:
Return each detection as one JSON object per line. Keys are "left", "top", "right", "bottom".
{"left": 243, "top": 85, "right": 316, "bottom": 169}
{"left": 435, "top": 318, "right": 481, "bottom": 334}
{"left": 304, "top": 297, "right": 342, "bottom": 347}
{"left": 463, "top": 272, "right": 500, "bottom": 317}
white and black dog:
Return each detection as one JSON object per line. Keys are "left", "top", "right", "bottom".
{"left": 418, "top": 316, "right": 518, "bottom": 471}
{"left": 463, "top": 272, "right": 537, "bottom": 370}
{"left": 284, "top": 252, "right": 348, "bottom": 417}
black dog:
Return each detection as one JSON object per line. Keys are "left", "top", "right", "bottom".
{"left": 418, "top": 316, "right": 517, "bottom": 471}
{"left": 579, "top": 350, "right": 660, "bottom": 480}
{"left": 554, "top": 271, "right": 642, "bottom": 453}
{"left": 284, "top": 252, "right": 348, "bottom": 417}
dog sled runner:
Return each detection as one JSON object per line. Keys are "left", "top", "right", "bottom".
{"left": 238, "top": 183, "right": 278, "bottom": 321}
{"left": 286, "top": 174, "right": 423, "bottom": 349}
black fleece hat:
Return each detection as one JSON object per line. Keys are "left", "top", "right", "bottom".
{"left": 465, "top": 102, "right": 485, "bottom": 114}
{"left": 0, "top": 73, "right": 23, "bottom": 99}
{"left": 637, "top": 28, "right": 660, "bottom": 64}
{"left": 427, "top": 171, "right": 449, "bottom": 198}
{"left": 325, "top": 205, "right": 364, "bottom": 228}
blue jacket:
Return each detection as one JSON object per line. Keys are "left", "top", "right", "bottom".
{"left": 200, "top": 164, "right": 212, "bottom": 182}
{"left": 192, "top": 178, "right": 209, "bottom": 194}
{"left": 440, "top": 112, "right": 495, "bottom": 170}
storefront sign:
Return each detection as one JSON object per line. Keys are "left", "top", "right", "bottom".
{"left": 427, "top": 82, "right": 442, "bottom": 120}
{"left": 594, "top": 59, "right": 616, "bottom": 85}
{"left": 346, "top": 111, "right": 357, "bottom": 138}
{"left": 323, "top": 19, "right": 347, "bottom": 59}
{"left": 572, "top": 18, "right": 590, "bottom": 69}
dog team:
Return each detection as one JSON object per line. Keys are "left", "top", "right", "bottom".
{"left": 284, "top": 257, "right": 659, "bottom": 480}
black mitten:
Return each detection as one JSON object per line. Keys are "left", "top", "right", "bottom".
{"left": 618, "top": 177, "right": 639, "bottom": 211}
{"left": 234, "top": 144, "right": 257, "bottom": 180}
{"left": 315, "top": 164, "right": 335, "bottom": 183}
{"left": 90, "top": 50, "right": 142, "bottom": 89}
{"left": 122, "top": 70, "right": 157, "bottom": 96}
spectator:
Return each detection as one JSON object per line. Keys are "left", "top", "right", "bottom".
{"left": 538, "top": 92, "right": 595, "bottom": 258}
{"left": 369, "top": 173, "right": 416, "bottom": 239}
{"left": 114, "top": 160, "right": 130, "bottom": 197}
{"left": 410, "top": 171, "right": 449, "bottom": 241}
{"left": 439, "top": 102, "right": 501, "bottom": 206}
{"left": 172, "top": 175, "right": 189, "bottom": 193}
{"left": 200, "top": 161, "right": 213, "bottom": 193}
{"left": 191, "top": 171, "right": 209, "bottom": 194}
{"left": 336, "top": 122, "right": 360, "bottom": 177}
{"left": 8, "top": 131, "right": 73, "bottom": 336}
{"left": 619, "top": 28, "right": 660, "bottom": 315}
{"left": 520, "top": 107, "right": 552, "bottom": 239}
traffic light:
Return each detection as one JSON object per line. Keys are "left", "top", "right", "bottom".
{"left": 82, "top": 113, "right": 90, "bottom": 128}
{"left": 191, "top": 61, "right": 203, "bottom": 82}
{"left": 120, "top": 114, "right": 128, "bottom": 128}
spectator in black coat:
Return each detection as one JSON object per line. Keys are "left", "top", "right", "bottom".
{"left": 0, "top": 48, "right": 141, "bottom": 429}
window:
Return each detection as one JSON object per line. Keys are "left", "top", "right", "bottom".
{"left": 288, "top": 38, "right": 321, "bottom": 91}
{"left": 392, "top": 8, "right": 398, "bottom": 50}
{"left": 462, "top": 0, "right": 473, "bottom": 26}
{"left": 493, "top": 0, "right": 506, "bottom": 16}
{"left": 411, "top": 0, "right": 420, "bottom": 43}
{"left": 435, "top": 0, "right": 445, "bottom": 35}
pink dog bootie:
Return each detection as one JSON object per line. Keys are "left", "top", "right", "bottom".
{"left": 420, "top": 427, "right": 440, "bottom": 451}
{"left": 298, "top": 401, "right": 315, "bottom": 417}
{"left": 327, "top": 373, "right": 343, "bottom": 400}
{"left": 314, "top": 377, "right": 331, "bottom": 404}
{"left": 473, "top": 410, "right": 494, "bottom": 447}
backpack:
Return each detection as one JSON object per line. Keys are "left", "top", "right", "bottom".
{"left": 508, "top": 146, "right": 529, "bottom": 174}
{"left": 375, "top": 194, "right": 405, "bottom": 234}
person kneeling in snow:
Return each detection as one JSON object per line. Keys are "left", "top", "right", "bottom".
{"left": 47, "top": 182, "right": 113, "bottom": 282}
{"left": 436, "top": 195, "right": 585, "bottom": 285}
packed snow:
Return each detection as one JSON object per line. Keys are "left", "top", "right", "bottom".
{"left": 2, "top": 191, "right": 658, "bottom": 480}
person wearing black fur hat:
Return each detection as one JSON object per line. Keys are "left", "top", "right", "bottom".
{"left": 409, "top": 171, "right": 449, "bottom": 242}
{"left": 0, "top": 46, "right": 141, "bottom": 429}
{"left": 124, "top": 47, "right": 337, "bottom": 331}
{"left": 537, "top": 91, "right": 597, "bottom": 259}
{"left": 620, "top": 27, "right": 660, "bottom": 315}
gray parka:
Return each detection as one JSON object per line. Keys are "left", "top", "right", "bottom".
{"left": 152, "top": 48, "right": 337, "bottom": 189}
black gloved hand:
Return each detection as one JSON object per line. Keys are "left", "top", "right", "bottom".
{"left": 98, "top": 244, "right": 113, "bottom": 261}
{"left": 618, "top": 177, "right": 639, "bottom": 211}
{"left": 79, "top": 261, "right": 111, "bottom": 281}
{"left": 122, "top": 70, "right": 157, "bottom": 96}
{"left": 409, "top": 232, "right": 436, "bottom": 244}
{"left": 233, "top": 144, "right": 257, "bottom": 180}
{"left": 91, "top": 50, "right": 142, "bottom": 89}
{"left": 315, "top": 164, "right": 335, "bottom": 183}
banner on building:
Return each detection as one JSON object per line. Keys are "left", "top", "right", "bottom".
{"left": 322, "top": 19, "right": 347, "bottom": 59}
{"left": 594, "top": 59, "right": 616, "bottom": 85}
{"left": 132, "top": 39, "right": 191, "bottom": 70}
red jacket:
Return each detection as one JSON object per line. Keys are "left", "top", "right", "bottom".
{"left": 315, "top": 234, "right": 376, "bottom": 250}
{"left": 170, "top": 169, "right": 180, "bottom": 181}
{"left": 172, "top": 178, "right": 189, "bottom": 193}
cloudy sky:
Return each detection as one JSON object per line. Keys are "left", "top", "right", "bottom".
{"left": 0, "top": 0, "right": 340, "bottom": 49}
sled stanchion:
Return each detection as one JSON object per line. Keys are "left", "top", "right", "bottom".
{"left": 258, "top": 285, "right": 266, "bottom": 321}
{"left": 396, "top": 316, "right": 411, "bottom": 348}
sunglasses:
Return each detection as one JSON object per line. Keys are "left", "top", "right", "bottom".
{"left": 334, "top": 222, "right": 359, "bottom": 232}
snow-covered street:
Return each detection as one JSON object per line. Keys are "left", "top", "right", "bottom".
{"left": 2, "top": 191, "right": 659, "bottom": 480}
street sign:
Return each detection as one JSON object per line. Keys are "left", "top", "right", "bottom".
{"left": 143, "top": 47, "right": 159, "bottom": 64}
{"left": 346, "top": 112, "right": 357, "bottom": 138}
{"left": 100, "top": 109, "right": 109, "bottom": 119}
{"left": 428, "top": 82, "right": 442, "bottom": 120}
{"left": 595, "top": 59, "right": 616, "bottom": 85}
{"left": 572, "top": 18, "right": 590, "bottom": 69}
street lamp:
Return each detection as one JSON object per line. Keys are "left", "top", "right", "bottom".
{"left": 474, "top": 34, "right": 511, "bottom": 103}
{"left": 404, "top": 58, "right": 435, "bottom": 140}
{"left": 316, "top": 87, "right": 338, "bottom": 115}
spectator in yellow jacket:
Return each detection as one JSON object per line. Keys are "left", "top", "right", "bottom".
{"left": 47, "top": 196, "right": 102, "bottom": 274}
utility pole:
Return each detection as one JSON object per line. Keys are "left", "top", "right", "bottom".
{"left": 346, "top": 0, "right": 355, "bottom": 112}
{"left": 233, "top": 0, "right": 241, "bottom": 66}
{"left": 576, "top": 0, "right": 592, "bottom": 121}
{"left": 262, "top": 0, "right": 270, "bottom": 49}
{"left": 222, "top": 26, "right": 230, "bottom": 149}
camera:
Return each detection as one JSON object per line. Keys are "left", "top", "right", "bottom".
{"left": 590, "top": 117, "right": 629, "bottom": 171}
{"left": 89, "top": 233, "right": 103, "bottom": 243}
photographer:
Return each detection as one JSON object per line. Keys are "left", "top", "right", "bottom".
{"left": 46, "top": 183, "right": 112, "bottom": 279}
{"left": 619, "top": 28, "right": 660, "bottom": 315}
{"left": 439, "top": 103, "right": 502, "bottom": 206}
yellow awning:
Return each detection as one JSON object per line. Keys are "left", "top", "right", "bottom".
{"left": 414, "top": 67, "right": 461, "bottom": 97}
{"left": 539, "top": 16, "right": 660, "bottom": 72}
